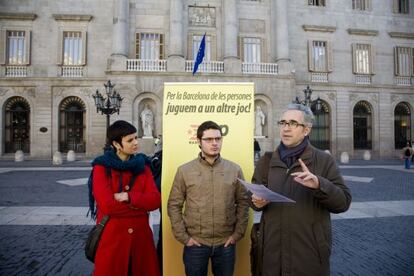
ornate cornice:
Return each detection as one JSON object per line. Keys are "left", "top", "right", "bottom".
{"left": 52, "top": 14, "right": 93, "bottom": 22}
{"left": 302, "top": 25, "right": 336, "bottom": 33}
{"left": 347, "top": 28, "right": 378, "bottom": 36}
{"left": 0, "top": 12, "right": 37, "bottom": 21}
{"left": 388, "top": 32, "right": 414, "bottom": 39}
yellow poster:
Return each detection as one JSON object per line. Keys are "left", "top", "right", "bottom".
{"left": 162, "top": 82, "right": 254, "bottom": 276}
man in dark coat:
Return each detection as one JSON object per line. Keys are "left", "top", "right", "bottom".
{"left": 251, "top": 103, "right": 351, "bottom": 276}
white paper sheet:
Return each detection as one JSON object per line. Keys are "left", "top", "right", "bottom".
{"left": 238, "top": 178, "right": 295, "bottom": 203}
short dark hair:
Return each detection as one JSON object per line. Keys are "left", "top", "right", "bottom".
{"left": 197, "top": 121, "right": 222, "bottom": 139}
{"left": 107, "top": 120, "right": 137, "bottom": 148}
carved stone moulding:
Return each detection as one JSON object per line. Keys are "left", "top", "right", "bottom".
{"left": 188, "top": 6, "right": 216, "bottom": 27}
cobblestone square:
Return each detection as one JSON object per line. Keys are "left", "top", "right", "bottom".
{"left": 0, "top": 159, "right": 413, "bottom": 275}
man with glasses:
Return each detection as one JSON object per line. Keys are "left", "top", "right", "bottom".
{"left": 168, "top": 120, "right": 249, "bottom": 276}
{"left": 250, "top": 103, "right": 351, "bottom": 276}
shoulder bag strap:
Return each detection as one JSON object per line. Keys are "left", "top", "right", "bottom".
{"left": 99, "top": 215, "right": 110, "bottom": 226}
{"left": 262, "top": 151, "right": 273, "bottom": 186}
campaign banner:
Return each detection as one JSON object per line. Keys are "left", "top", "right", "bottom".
{"left": 162, "top": 82, "right": 254, "bottom": 276}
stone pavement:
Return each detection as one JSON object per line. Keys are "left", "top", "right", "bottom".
{"left": 0, "top": 158, "right": 413, "bottom": 275}
{"left": 1, "top": 199, "right": 414, "bottom": 226}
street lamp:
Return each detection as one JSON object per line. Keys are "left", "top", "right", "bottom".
{"left": 293, "top": 85, "right": 322, "bottom": 113}
{"left": 93, "top": 80, "right": 123, "bottom": 150}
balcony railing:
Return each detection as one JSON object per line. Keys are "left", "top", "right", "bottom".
{"left": 242, "top": 62, "right": 278, "bottom": 75}
{"left": 355, "top": 74, "right": 371, "bottom": 85}
{"left": 5, "top": 66, "right": 27, "bottom": 77}
{"left": 311, "top": 72, "right": 328, "bottom": 83}
{"left": 127, "top": 59, "right": 166, "bottom": 72}
{"left": 395, "top": 76, "right": 412, "bottom": 86}
{"left": 61, "top": 66, "right": 84, "bottom": 77}
{"left": 185, "top": 60, "right": 224, "bottom": 73}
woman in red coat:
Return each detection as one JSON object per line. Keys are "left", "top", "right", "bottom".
{"left": 91, "top": 120, "right": 161, "bottom": 276}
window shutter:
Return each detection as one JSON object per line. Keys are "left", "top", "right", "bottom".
{"left": 412, "top": 48, "right": 414, "bottom": 76}
{"left": 0, "top": 30, "right": 6, "bottom": 65}
{"left": 135, "top": 33, "right": 141, "bottom": 59}
{"left": 238, "top": 36, "right": 243, "bottom": 61}
{"left": 211, "top": 34, "right": 217, "bottom": 61}
{"left": 393, "top": 0, "right": 399, "bottom": 13}
{"left": 370, "top": 44, "right": 375, "bottom": 75}
{"left": 57, "top": 30, "right": 63, "bottom": 65}
{"left": 261, "top": 38, "right": 266, "bottom": 63}
{"left": 352, "top": 43, "right": 357, "bottom": 74}
{"left": 327, "top": 41, "right": 333, "bottom": 72}
{"left": 366, "top": 0, "right": 372, "bottom": 11}
{"left": 187, "top": 33, "right": 193, "bottom": 60}
{"left": 408, "top": 47, "right": 413, "bottom": 76}
{"left": 81, "top": 31, "right": 87, "bottom": 65}
{"left": 24, "top": 30, "right": 31, "bottom": 65}
{"left": 159, "top": 34, "right": 164, "bottom": 59}
{"left": 394, "top": 47, "right": 400, "bottom": 76}
{"left": 308, "top": 40, "right": 315, "bottom": 71}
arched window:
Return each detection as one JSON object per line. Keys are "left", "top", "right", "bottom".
{"left": 394, "top": 102, "right": 411, "bottom": 149}
{"left": 310, "top": 100, "right": 330, "bottom": 150}
{"left": 59, "top": 96, "right": 86, "bottom": 153}
{"left": 4, "top": 96, "right": 30, "bottom": 153}
{"left": 353, "top": 101, "right": 372, "bottom": 149}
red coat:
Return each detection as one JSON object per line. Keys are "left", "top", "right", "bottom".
{"left": 92, "top": 164, "right": 161, "bottom": 276}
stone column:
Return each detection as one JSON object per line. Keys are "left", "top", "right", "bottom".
{"left": 223, "top": 0, "right": 241, "bottom": 74}
{"left": 33, "top": 85, "right": 52, "bottom": 158}
{"left": 336, "top": 91, "right": 352, "bottom": 158}
{"left": 378, "top": 92, "right": 393, "bottom": 158}
{"left": 167, "top": 0, "right": 185, "bottom": 72}
{"left": 274, "top": 0, "right": 292, "bottom": 74}
{"left": 110, "top": 0, "right": 129, "bottom": 71}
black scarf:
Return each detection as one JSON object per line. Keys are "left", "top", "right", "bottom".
{"left": 87, "top": 150, "right": 150, "bottom": 219}
{"left": 278, "top": 136, "right": 309, "bottom": 168}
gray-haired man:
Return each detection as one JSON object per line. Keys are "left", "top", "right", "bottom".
{"left": 251, "top": 103, "right": 352, "bottom": 276}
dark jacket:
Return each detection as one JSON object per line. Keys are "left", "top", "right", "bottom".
{"left": 252, "top": 145, "right": 351, "bottom": 276}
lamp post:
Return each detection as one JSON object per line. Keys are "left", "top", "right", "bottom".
{"left": 294, "top": 85, "right": 329, "bottom": 149}
{"left": 93, "top": 80, "right": 123, "bottom": 151}
{"left": 293, "top": 85, "right": 322, "bottom": 113}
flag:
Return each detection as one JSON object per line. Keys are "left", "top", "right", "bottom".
{"left": 192, "top": 33, "right": 206, "bottom": 75}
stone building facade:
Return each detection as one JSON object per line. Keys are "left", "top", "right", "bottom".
{"left": 0, "top": 0, "right": 413, "bottom": 159}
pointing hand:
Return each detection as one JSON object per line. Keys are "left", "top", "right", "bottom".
{"left": 290, "top": 158, "right": 319, "bottom": 189}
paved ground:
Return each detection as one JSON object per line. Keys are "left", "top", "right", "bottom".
{"left": 0, "top": 158, "right": 413, "bottom": 275}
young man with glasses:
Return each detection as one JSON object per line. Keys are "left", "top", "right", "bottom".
{"left": 250, "top": 103, "right": 351, "bottom": 276}
{"left": 168, "top": 120, "right": 249, "bottom": 276}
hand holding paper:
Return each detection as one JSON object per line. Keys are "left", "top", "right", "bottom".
{"left": 252, "top": 194, "right": 270, "bottom": 208}
{"left": 238, "top": 178, "right": 295, "bottom": 203}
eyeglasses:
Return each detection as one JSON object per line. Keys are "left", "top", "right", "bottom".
{"left": 277, "top": 120, "right": 306, "bottom": 129}
{"left": 201, "top": 137, "right": 222, "bottom": 143}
